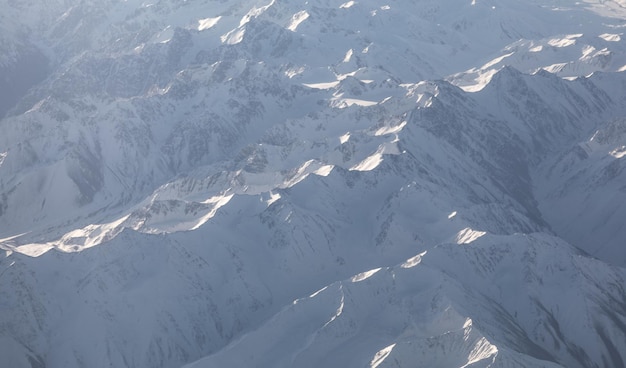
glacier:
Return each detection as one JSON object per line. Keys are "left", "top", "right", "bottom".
{"left": 1, "top": 0, "right": 626, "bottom": 367}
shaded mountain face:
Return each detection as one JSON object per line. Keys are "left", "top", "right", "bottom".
{"left": 1, "top": 1, "right": 626, "bottom": 368}
{"left": 0, "top": 44, "right": 49, "bottom": 118}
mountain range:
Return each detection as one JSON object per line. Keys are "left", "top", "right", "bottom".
{"left": 1, "top": 0, "right": 626, "bottom": 367}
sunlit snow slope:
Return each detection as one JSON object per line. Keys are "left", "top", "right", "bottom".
{"left": 1, "top": 0, "right": 626, "bottom": 367}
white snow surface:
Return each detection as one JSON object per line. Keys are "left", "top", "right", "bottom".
{"left": 1, "top": 0, "right": 626, "bottom": 367}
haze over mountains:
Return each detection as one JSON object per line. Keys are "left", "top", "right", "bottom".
{"left": 1, "top": 1, "right": 626, "bottom": 367}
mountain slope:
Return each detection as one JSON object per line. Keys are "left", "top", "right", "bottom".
{"left": 186, "top": 233, "right": 626, "bottom": 368}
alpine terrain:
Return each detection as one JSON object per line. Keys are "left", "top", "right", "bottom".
{"left": 1, "top": 0, "right": 626, "bottom": 367}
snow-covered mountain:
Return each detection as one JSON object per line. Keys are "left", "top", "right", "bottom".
{"left": 1, "top": 1, "right": 626, "bottom": 367}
